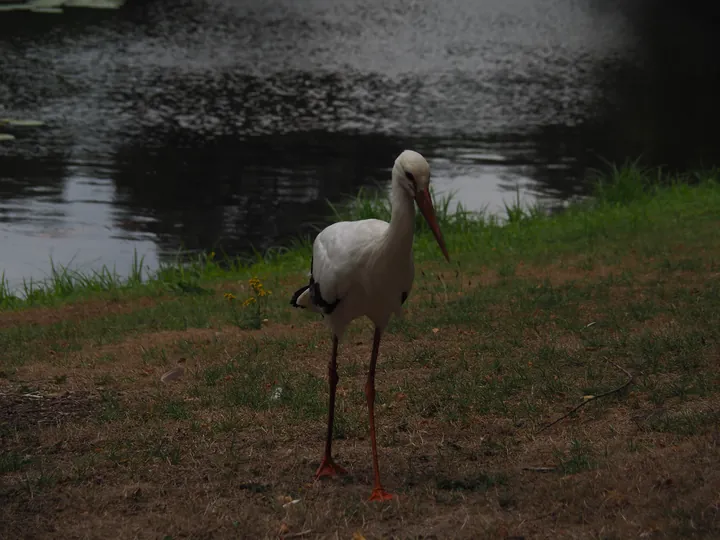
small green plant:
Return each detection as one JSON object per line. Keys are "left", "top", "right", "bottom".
{"left": 555, "top": 439, "right": 597, "bottom": 475}
{"left": 503, "top": 189, "right": 527, "bottom": 224}
{"left": 225, "top": 277, "right": 272, "bottom": 329}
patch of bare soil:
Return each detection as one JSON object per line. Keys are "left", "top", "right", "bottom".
{"left": 512, "top": 254, "right": 718, "bottom": 287}
{"left": 87, "top": 322, "right": 309, "bottom": 357}
{"left": 0, "top": 296, "right": 158, "bottom": 329}
{"left": 0, "top": 389, "right": 97, "bottom": 432}
{"left": 12, "top": 322, "right": 321, "bottom": 397}
{"left": 1, "top": 405, "right": 718, "bottom": 539}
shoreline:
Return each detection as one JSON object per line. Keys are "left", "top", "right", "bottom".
{"left": 2, "top": 164, "right": 718, "bottom": 311}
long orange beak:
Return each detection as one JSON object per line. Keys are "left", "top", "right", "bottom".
{"left": 415, "top": 189, "right": 450, "bottom": 262}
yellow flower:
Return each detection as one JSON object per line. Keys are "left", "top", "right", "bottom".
{"left": 249, "top": 277, "right": 267, "bottom": 295}
{"left": 224, "top": 292, "right": 236, "bottom": 301}
{"left": 242, "top": 297, "right": 256, "bottom": 306}
{"left": 209, "top": 251, "right": 215, "bottom": 259}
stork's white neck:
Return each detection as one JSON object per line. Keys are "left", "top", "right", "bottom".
{"left": 381, "top": 167, "right": 416, "bottom": 256}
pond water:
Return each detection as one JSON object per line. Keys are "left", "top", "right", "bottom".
{"left": 0, "top": 0, "right": 718, "bottom": 288}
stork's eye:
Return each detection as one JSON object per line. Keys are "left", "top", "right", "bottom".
{"left": 405, "top": 171, "right": 415, "bottom": 182}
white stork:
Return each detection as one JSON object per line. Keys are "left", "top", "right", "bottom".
{"left": 290, "top": 149, "right": 450, "bottom": 501}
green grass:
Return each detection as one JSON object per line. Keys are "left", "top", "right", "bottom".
{"left": 1, "top": 163, "right": 718, "bottom": 311}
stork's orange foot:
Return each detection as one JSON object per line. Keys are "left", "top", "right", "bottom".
{"left": 369, "top": 487, "right": 393, "bottom": 501}
{"left": 315, "top": 456, "right": 347, "bottom": 479}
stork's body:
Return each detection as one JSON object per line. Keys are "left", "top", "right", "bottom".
{"left": 294, "top": 218, "right": 414, "bottom": 335}
{"left": 291, "top": 150, "right": 449, "bottom": 501}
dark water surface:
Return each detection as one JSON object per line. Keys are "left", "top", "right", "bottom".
{"left": 0, "top": 0, "right": 718, "bottom": 287}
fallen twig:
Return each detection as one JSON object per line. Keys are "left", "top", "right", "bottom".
{"left": 521, "top": 466, "right": 557, "bottom": 473}
{"left": 535, "top": 360, "right": 634, "bottom": 435}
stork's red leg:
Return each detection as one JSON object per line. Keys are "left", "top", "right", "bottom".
{"left": 365, "top": 327, "right": 393, "bottom": 501}
{"left": 315, "top": 335, "right": 347, "bottom": 479}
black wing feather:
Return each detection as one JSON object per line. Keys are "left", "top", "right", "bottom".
{"left": 289, "top": 256, "right": 341, "bottom": 314}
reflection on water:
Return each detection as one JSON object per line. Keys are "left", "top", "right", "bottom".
{"left": 110, "top": 130, "right": 407, "bottom": 256}
{"left": 0, "top": 0, "right": 718, "bottom": 287}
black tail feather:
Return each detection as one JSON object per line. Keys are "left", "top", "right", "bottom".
{"left": 290, "top": 284, "right": 310, "bottom": 308}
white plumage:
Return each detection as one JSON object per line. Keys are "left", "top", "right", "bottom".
{"left": 290, "top": 149, "right": 449, "bottom": 501}
{"left": 292, "top": 217, "right": 413, "bottom": 336}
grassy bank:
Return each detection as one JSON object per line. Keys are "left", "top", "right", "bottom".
{"left": 1, "top": 165, "right": 719, "bottom": 539}
{"left": 2, "top": 164, "right": 719, "bottom": 310}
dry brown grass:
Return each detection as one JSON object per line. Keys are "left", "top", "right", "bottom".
{"left": 1, "top": 256, "right": 719, "bottom": 539}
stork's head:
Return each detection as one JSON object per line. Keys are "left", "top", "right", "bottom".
{"left": 393, "top": 150, "right": 450, "bottom": 263}
{"left": 395, "top": 150, "right": 431, "bottom": 196}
